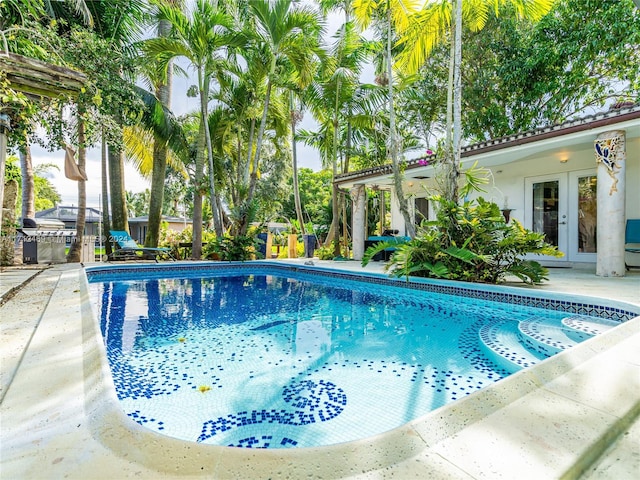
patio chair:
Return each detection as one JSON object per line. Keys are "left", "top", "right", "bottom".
{"left": 107, "top": 230, "right": 175, "bottom": 262}
{"left": 625, "top": 219, "right": 640, "bottom": 270}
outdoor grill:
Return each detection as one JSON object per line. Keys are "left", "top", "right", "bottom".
{"left": 20, "top": 218, "right": 76, "bottom": 264}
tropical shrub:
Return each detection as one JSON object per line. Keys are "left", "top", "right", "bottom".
{"left": 162, "top": 225, "right": 216, "bottom": 259}
{"left": 314, "top": 244, "right": 335, "bottom": 260}
{"left": 363, "top": 195, "right": 562, "bottom": 284}
{"left": 204, "top": 234, "right": 259, "bottom": 261}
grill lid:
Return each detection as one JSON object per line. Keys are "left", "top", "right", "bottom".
{"left": 20, "top": 217, "right": 73, "bottom": 236}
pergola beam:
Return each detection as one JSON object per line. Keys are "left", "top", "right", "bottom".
{"left": 0, "top": 52, "right": 87, "bottom": 236}
{"left": 0, "top": 52, "right": 87, "bottom": 100}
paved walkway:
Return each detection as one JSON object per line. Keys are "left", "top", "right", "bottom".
{"left": 0, "top": 261, "right": 638, "bottom": 479}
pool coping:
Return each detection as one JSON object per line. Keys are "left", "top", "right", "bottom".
{"left": 2, "top": 262, "right": 639, "bottom": 479}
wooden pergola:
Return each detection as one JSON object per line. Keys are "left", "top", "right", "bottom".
{"left": 0, "top": 52, "right": 87, "bottom": 234}
{"left": 1, "top": 52, "right": 87, "bottom": 100}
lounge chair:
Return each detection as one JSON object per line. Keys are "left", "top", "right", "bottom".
{"left": 625, "top": 219, "right": 640, "bottom": 270}
{"left": 107, "top": 230, "right": 175, "bottom": 262}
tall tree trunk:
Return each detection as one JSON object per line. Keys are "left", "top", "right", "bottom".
{"left": 450, "top": 0, "right": 463, "bottom": 203}
{"left": 202, "top": 73, "right": 222, "bottom": 238}
{"left": 328, "top": 79, "right": 341, "bottom": 256}
{"left": 291, "top": 93, "right": 305, "bottom": 235}
{"left": 386, "top": 9, "right": 415, "bottom": 238}
{"left": 146, "top": 138, "right": 168, "bottom": 247}
{"left": 19, "top": 136, "right": 34, "bottom": 220}
{"left": 443, "top": 25, "right": 455, "bottom": 202}
{"left": 242, "top": 79, "right": 273, "bottom": 235}
{"left": 0, "top": 114, "right": 9, "bottom": 236}
{"left": 108, "top": 144, "right": 129, "bottom": 233}
{"left": 191, "top": 68, "right": 208, "bottom": 259}
{"left": 67, "top": 115, "right": 86, "bottom": 263}
{"left": 145, "top": 17, "right": 173, "bottom": 248}
{"left": 191, "top": 122, "right": 206, "bottom": 260}
{"left": 101, "top": 132, "right": 112, "bottom": 256}
{"left": 243, "top": 53, "right": 278, "bottom": 236}
{"left": 244, "top": 119, "right": 255, "bottom": 187}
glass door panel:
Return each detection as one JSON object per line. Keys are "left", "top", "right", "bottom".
{"left": 532, "top": 181, "right": 560, "bottom": 247}
{"left": 569, "top": 170, "right": 598, "bottom": 262}
{"left": 577, "top": 175, "right": 597, "bottom": 253}
{"left": 525, "top": 174, "right": 568, "bottom": 262}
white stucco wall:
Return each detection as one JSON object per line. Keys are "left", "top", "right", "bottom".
{"left": 389, "top": 129, "right": 639, "bottom": 266}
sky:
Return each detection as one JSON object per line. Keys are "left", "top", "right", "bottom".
{"left": 25, "top": 4, "right": 354, "bottom": 209}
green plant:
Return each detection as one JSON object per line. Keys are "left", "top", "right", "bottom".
{"left": 285, "top": 219, "right": 300, "bottom": 235}
{"left": 314, "top": 245, "right": 334, "bottom": 260}
{"left": 204, "top": 234, "right": 258, "bottom": 261}
{"left": 162, "top": 225, "right": 216, "bottom": 259}
{"left": 363, "top": 195, "right": 562, "bottom": 285}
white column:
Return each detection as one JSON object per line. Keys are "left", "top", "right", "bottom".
{"left": 389, "top": 188, "right": 405, "bottom": 235}
{"left": 350, "top": 184, "right": 366, "bottom": 261}
{"left": 595, "top": 130, "right": 626, "bottom": 277}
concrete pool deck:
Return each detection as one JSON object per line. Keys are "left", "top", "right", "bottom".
{"left": 0, "top": 261, "right": 638, "bottom": 479}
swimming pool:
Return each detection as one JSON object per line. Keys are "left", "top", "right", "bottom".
{"left": 85, "top": 262, "right": 637, "bottom": 450}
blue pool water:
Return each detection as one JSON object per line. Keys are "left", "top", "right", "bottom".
{"left": 86, "top": 264, "right": 628, "bottom": 449}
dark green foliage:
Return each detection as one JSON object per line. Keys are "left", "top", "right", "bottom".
{"left": 363, "top": 196, "right": 562, "bottom": 284}
{"left": 204, "top": 234, "right": 259, "bottom": 261}
{"left": 281, "top": 168, "right": 333, "bottom": 228}
{"left": 3, "top": 157, "right": 21, "bottom": 183}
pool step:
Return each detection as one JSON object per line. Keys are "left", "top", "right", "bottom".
{"left": 517, "top": 317, "right": 581, "bottom": 357}
{"left": 561, "top": 315, "right": 618, "bottom": 342}
{"left": 480, "top": 315, "right": 620, "bottom": 373}
{"left": 479, "top": 320, "right": 548, "bottom": 374}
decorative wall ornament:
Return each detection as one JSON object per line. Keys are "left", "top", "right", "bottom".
{"left": 594, "top": 132, "right": 624, "bottom": 195}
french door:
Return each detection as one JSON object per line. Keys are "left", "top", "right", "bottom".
{"left": 525, "top": 171, "right": 597, "bottom": 263}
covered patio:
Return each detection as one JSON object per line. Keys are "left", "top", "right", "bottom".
{"left": 336, "top": 104, "right": 640, "bottom": 276}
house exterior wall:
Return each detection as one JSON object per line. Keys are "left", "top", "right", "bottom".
{"left": 128, "top": 219, "right": 191, "bottom": 243}
{"left": 390, "top": 131, "right": 639, "bottom": 266}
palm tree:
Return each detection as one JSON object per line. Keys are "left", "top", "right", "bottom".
{"left": 301, "top": 15, "right": 376, "bottom": 254}
{"left": 143, "top": 0, "right": 184, "bottom": 248}
{"left": 81, "top": 0, "right": 147, "bottom": 237}
{"left": 44, "top": 0, "right": 93, "bottom": 26}
{"left": 289, "top": 92, "right": 306, "bottom": 235}
{"left": 18, "top": 136, "right": 34, "bottom": 220}
{"left": 66, "top": 111, "right": 87, "bottom": 262}
{"left": 395, "top": 0, "right": 553, "bottom": 202}
{"left": 238, "top": 0, "right": 323, "bottom": 235}
{"left": 144, "top": 0, "right": 241, "bottom": 257}
{"left": 353, "top": 0, "right": 421, "bottom": 238}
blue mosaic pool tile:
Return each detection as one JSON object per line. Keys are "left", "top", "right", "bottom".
{"left": 86, "top": 262, "right": 639, "bottom": 322}
{"left": 197, "top": 379, "right": 347, "bottom": 444}
{"left": 85, "top": 262, "right": 639, "bottom": 449}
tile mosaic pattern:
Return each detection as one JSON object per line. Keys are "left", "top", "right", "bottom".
{"left": 85, "top": 262, "right": 639, "bottom": 322}
{"left": 85, "top": 263, "right": 638, "bottom": 449}
{"left": 198, "top": 380, "right": 346, "bottom": 444}
{"left": 477, "top": 319, "right": 544, "bottom": 372}
{"left": 518, "top": 317, "right": 577, "bottom": 356}
{"left": 561, "top": 315, "right": 619, "bottom": 336}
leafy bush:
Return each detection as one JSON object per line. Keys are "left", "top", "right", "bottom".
{"left": 204, "top": 234, "right": 259, "bottom": 261}
{"left": 161, "top": 225, "right": 216, "bottom": 259}
{"left": 315, "top": 244, "right": 335, "bottom": 260}
{"left": 363, "top": 195, "right": 562, "bottom": 284}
